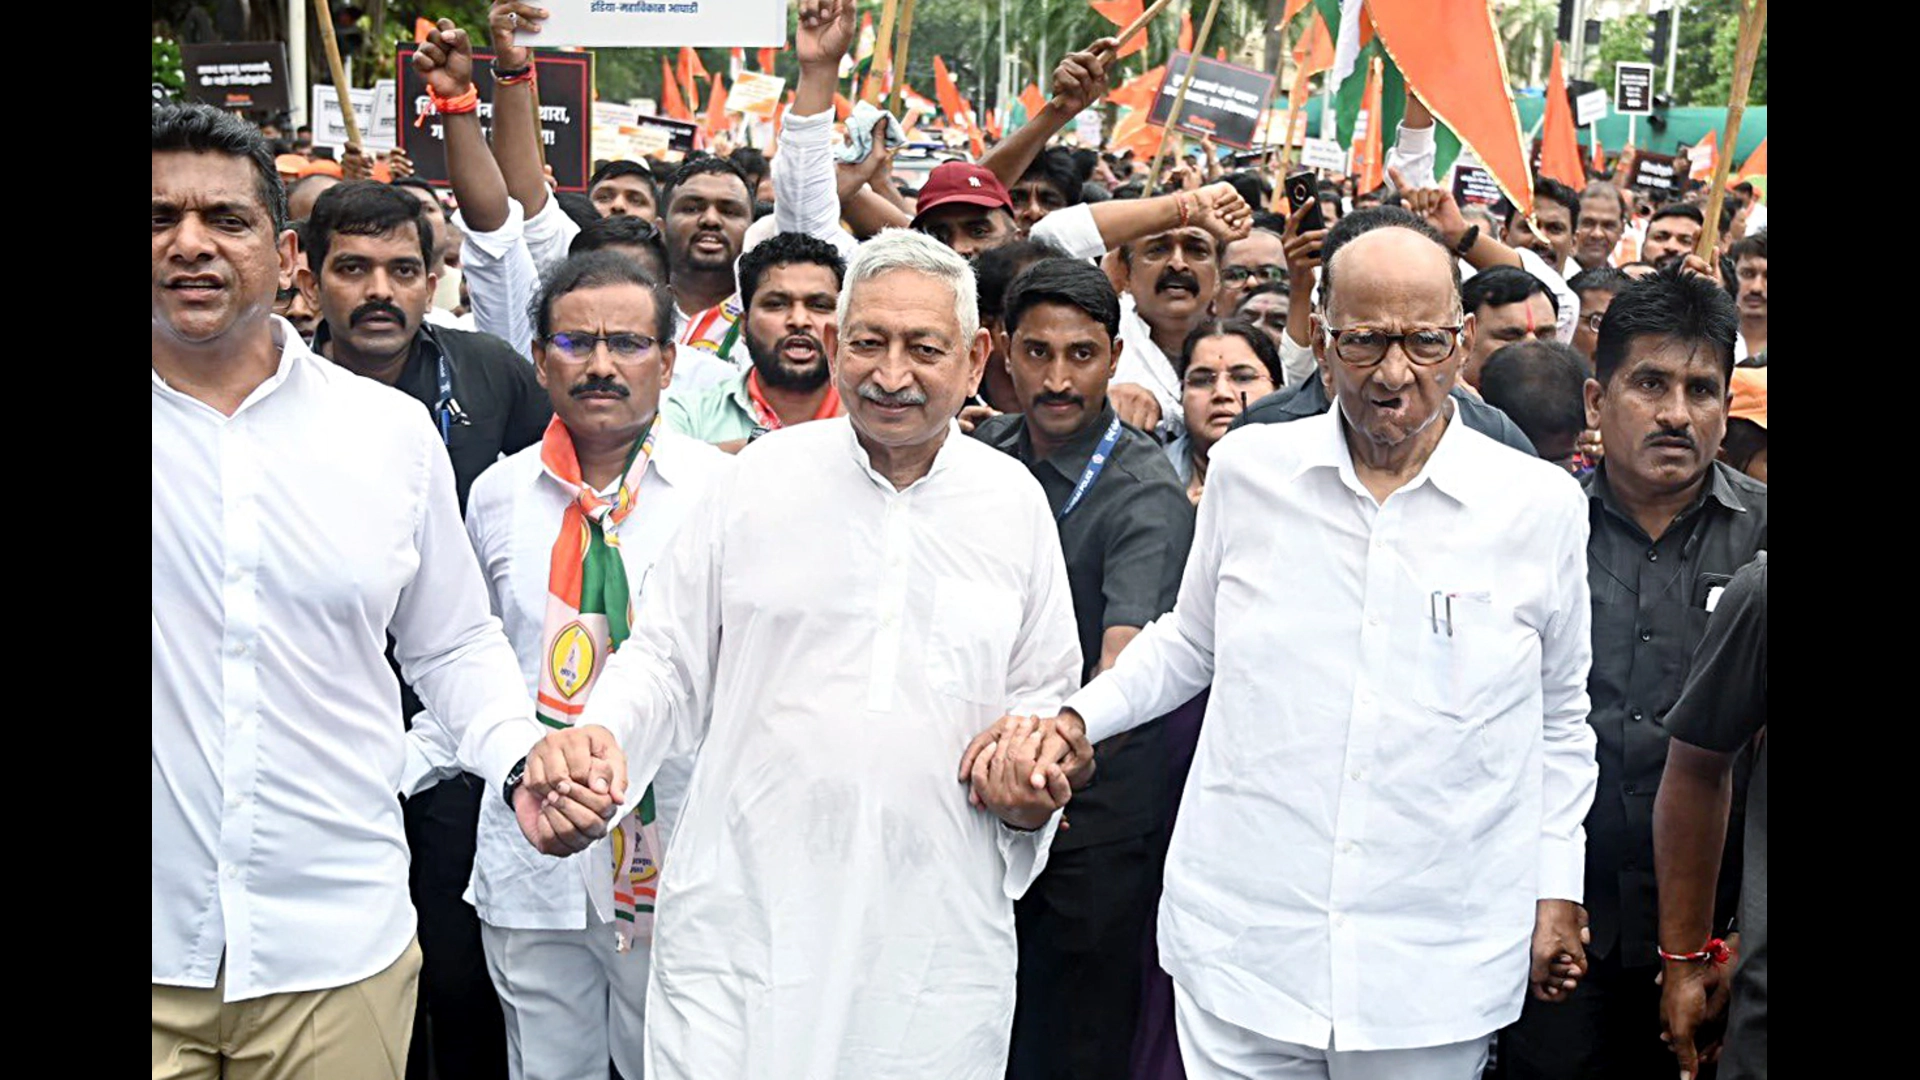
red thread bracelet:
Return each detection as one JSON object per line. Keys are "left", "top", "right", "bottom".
{"left": 416, "top": 85, "right": 481, "bottom": 127}
{"left": 1657, "top": 938, "right": 1731, "bottom": 964}
{"left": 494, "top": 66, "right": 536, "bottom": 87}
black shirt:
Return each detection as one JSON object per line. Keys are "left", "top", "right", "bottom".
{"left": 1662, "top": 552, "right": 1766, "bottom": 1078}
{"left": 1233, "top": 375, "right": 1539, "bottom": 456}
{"left": 972, "top": 403, "right": 1196, "bottom": 850}
{"left": 1581, "top": 460, "right": 1768, "bottom": 968}
{"left": 313, "top": 320, "right": 552, "bottom": 512}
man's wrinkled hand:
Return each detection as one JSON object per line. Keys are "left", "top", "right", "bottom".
{"left": 967, "top": 716, "right": 1070, "bottom": 831}
{"left": 525, "top": 724, "right": 628, "bottom": 807}
{"left": 514, "top": 780, "right": 617, "bottom": 856}
{"left": 1530, "top": 899, "right": 1589, "bottom": 1003}
{"left": 1050, "top": 38, "right": 1117, "bottom": 116}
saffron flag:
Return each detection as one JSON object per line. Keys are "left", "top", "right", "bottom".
{"left": 705, "top": 76, "right": 730, "bottom": 142}
{"left": 1019, "top": 83, "right": 1047, "bottom": 127}
{"left": 1538, "top": 42, "right": 1585, "bottom": 188}
{"left": 1090, "top": 0, "right": 1148, "bottom": 59}
{"left": 661, "top": 58, "right": 692, "bottom": 121}
{"left": 1591, "top": 132, "right": 1605, "bottom": 175}
{"left": 760, "top": 47, "right": 777, "bottom": 74}
{"left": 1180, "top": 10, "right": 1195, "bottom": 52}
{"left": 414, "top": 18, "right": 435, "bottom": 44}
{"left": 1286, "top": 12, "right": 1334, "bottom": 138}
{"left": 1689, "top": 128, "right": 1718, "bottom": 182}
{"left": 1283, "top": 0, "right": 1313, "bottom": 27}
{"left": 1730, "top": 136, "right": 1766, "bottom": 202}
{"left": 1368, "top": 0, "right": 1533, "bottom": 215}
{"left": 1353, "top": 55, "right": 1386, "bottom": 193}
{"left": 680, "top": 47, "right": 706, "bottom": 115}
{"left": 1107, "top": 64, "right": 1165, "bottom": 111}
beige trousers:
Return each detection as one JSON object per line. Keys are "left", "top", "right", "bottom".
{"left": 152, "top": 937, "right": 422, "bottom": 1080}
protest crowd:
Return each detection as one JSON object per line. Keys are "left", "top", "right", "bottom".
{"left": 153, "top": 1, "right": 1769, "bottom": 1078}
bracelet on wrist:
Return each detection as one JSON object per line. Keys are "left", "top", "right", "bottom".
{"left": 417, "top": 84, "right": 481, "bottom": 128}
{"left": 1657, "top": 937, "right": 1731, "bottom": 965}
{"left": 1176, "top": 192, "right": 1190, "bottom": 230}
{"left": 1453, "top": 223, "right": 1480, "bottom": 256}
{"left": 493, "top": 63, "right": 536, "bottom": 86}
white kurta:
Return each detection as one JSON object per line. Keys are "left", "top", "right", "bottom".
{"left": 579, "top": 417, "right": 1084, "bottom": 1080}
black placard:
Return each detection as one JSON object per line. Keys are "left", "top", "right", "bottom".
{"left": 180, "top": 42, "right": 290, "bottom": 113}
{"left": 1452, "top": 163, "right": 1505, "bottom": 210}
{"left": 1614, "top": 61, "right": 1655, "bottom": 116}
{"left": 396, "top": 46, "right": 594, "bottom": 193}
{"left": 1146, "top": 52, "right": 1277, "bottom": 151}
{"left": 1629, "top": 151, "right": 1679, "bottom": 196}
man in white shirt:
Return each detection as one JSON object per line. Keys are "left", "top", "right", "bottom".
{"left": 406, "top": 250, "right": 732, "bottom": 1080}
{"left": 152, "top": 102, "right": 621, "bottom": 1080}
{"left": 577, "top": 228, "right": 1088, "bottom": 1080}
{"left": 975, "top": 206, "right": 1599, "bottom": 1079}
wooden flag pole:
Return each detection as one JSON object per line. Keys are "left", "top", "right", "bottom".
{"left": 1112, "top": 0, "right": 1179, "bottom": 56}
{"left": 313, "top": 0, "right": 363, "bottom": 152}
{"left": 868, "top": 0, "right": 902, "bottom": 105}
{"left": 1147, "top": 0, "right": 1225, "bottom": 191}
{"left": 1696, "top": 0, "right": 1767, "bottom": 257}
{"left": 888, "top": 0, "right": 920, "bottom": 118}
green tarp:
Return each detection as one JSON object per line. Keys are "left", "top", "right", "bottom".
{"left": 1295, "top": 99, "right": 1765, "bottom": 163}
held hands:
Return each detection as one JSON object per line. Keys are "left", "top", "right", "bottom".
{"left": 1657, "top": 931, "right": 1738, "bottom": 1078}
{"left": 1530, "top": 899, "right": 1591, "bottom": 1003}
{"left": 797, "top": 0, "right": 857, "bottom": 70}
{"left": 413, "top": 20, "right": 476, "bottom": 99}
{"left": 513, "top": 724, "right": 629, "bottom": 856}
{"left": 957, "top": 714, "right": 1094, "bottom": 831}
{"left": 487, "top": 3, "right": 547, "bottom": 70}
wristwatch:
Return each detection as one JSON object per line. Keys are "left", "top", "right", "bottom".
{"left": 502, "top": 755, "right": 529, "bottom": 809}
{"left": 1453, "top": 224, "right": 1481, "bottom": 256}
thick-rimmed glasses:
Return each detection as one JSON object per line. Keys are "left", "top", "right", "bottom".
{"left": 1321, "top": 325, "right": 1464, "bottom": 367}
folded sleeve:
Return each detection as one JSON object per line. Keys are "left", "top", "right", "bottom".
{"left": 454, "top": 198, "right": 540, "bottom": 359}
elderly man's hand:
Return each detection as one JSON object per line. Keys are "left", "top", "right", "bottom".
{"left": 1530, "top": 899, "right": 1590, "bottom": 1003}
{"left": 959, "top": 711, "right": 1095, "bottom": 803}
{"left": 514, "top": 779, "right": 619, "bottom": 856}
{"left": 967, "top": 716, "right": 1072, "bottom": 831}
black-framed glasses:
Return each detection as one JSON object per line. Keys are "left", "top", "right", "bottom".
{"left": 542, "top": 331, "right": 658, "bottom": 359}
{"left": 1322, "top": 325, "right": 1464, "bottom": 367}
{"left": 1221, "top": 264, "right": 1288, "bottom": 286}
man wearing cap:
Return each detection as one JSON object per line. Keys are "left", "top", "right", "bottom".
{"left": 912, "top": 161, "right": 1023, "bottom": 259}
{"left": 1497, "top": 268, "right": 1767, "bottom": 1080}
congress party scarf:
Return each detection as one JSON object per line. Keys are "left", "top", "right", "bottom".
{"left": 536, "top": 416, "right": 663, "bottom": 953}
{"left": 677, "top": 293, "right": 745, "bottom": 361}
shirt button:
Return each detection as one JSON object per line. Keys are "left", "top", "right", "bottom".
{"left": 1367, "top": 614, "right": 1380, "bottom": 627}
{"left": 1340, "top": 841, "right": 1354, "bottom": 854}
{"left": 1639, "top": 628, "right": 1653, "bottom": 642}
{"left": 1351, "top": 770, "right": 1363, "bottom": 781}
{"left": 880, "top": 612, "right": 896, "bottom": 629}
{"left": 1646, "top": 549, "right": 1659, "bottom": 563}
{"left": 230, "top": 641, "right": 248, "bottom": 657}
{"left": 1624, "top": 783, "right": 1641, "bottom": 796}
{"left": 226, "top": 563, "right": 244, "bottom": 583}
{"left": 227, "top": 793, "right": 242, "bottom": 809}
{"left": 1333, "top": 913, "right": 1347, "bottom": 927}
{"left": 225, "top": 865, "right": 240, "bottom": 880}
{"left": 1630, "top": 708, "right": 1645, "bottom": 722}
{"left": 1373, "top": 538, "right": 1386, "bottom": 550}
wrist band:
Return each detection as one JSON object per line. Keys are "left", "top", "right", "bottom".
{"left": 1454, "top": 223, "right": 1480, "bottom": 256}
{"left": 494, "top": 64, "right": 536, "bottom": 86}
{"left": 1657, "top": 938, "right": 1731, "bottom": 965}
{"left": 1176, "top": 192, "right": 1190, "bottom": 230}
{"left": 416, "top": 84, "right": 481, "bottom": 127}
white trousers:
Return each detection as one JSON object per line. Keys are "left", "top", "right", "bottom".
{"left": 1173, "top": 982, "right": 1491, "bottom": 1080}
{"left": 481, "top": 907, "right": 652, "bottom": 1080}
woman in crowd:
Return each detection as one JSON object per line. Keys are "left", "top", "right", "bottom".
{"left": 1165, "top": 318, "right": 1284, "bottom": 505}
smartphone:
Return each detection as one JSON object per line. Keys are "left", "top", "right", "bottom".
{"left": 1284, "top": 170, "right": 1325, "bottom": 233}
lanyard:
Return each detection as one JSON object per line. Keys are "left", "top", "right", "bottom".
{"left": 433, "top": 353, "right": 455, "bottom": 446}
{"left": 1058, "top": 418, "right": 1122, "bottom": 520}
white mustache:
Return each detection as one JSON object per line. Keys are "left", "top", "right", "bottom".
{"left": 856, "top": 382, "right": 928, "bottom": 407}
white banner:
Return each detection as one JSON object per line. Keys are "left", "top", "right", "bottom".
{"left": 537, "top": 0, "right": 786, "bottom": 48}
{"left": 311, "top": 83, "right": 396, "bottom": 151}
{"left": 1300, "top": 137, "right": 1346, "bottom": 172}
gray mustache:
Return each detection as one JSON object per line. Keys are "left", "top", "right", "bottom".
{"left": 856, "top": 382, "right": 928, "bottom": 407}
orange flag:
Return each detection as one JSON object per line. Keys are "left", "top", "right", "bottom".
{"left": 1107, "top": 64, "right": 1165, "bottom": 111}
{"left": 759, "top": 47, "right": 777, "bottom": 74}
{"left": 1731, "top": 136, "right": 1766, "bottom": 186}
{"left": 679, "top": 47, "right": 706, "bottom": 114}
{"left": 1353, "top": 56, "right": 1386, "bottom": 193}
{"left": 1285, "top": 11, "right": 1334, "bottom": 133}
{"left": 661, "top": 58, "right": 692, "bottom": 121}
{"left": 1019, "top": 83, "right": 1047, "bottom": 124}
{"left": 985, "top": 108, "right": 1004, "bottom": 141}
{"left": 705, "top": 76, "right": 730, "bottom": 142}
{"left": 932, "top": 55, "right": 968, "bottom": 131}
{"left": 1110, "top": 104, "right": 1165, "bottom": 160}
{"left": 413, "top": 18, "right": 436, "bottom": 44}
{"left": 1368, "top": 0, "right": 1533, "bottom": 216}
{"left": 833, "top": 92, "right": 854, "bottom": 122}
{"left": 1538, "top": 42, "right": 1585, "bottom": 189}
{"left": 1688, "top": 128, "right": 1718, "bottom": 181}
{"left": 1090, "top": 0, "right": 1148, "bottom": 59}
{"left": 1179, "top": 10, "right": 1194, "bottom": 52}
{"left": 1591, "top": 133, "right": 1605, "bottom": 175}
{"left": 1282, "top": 0, "right": 1311, "bottom": 26}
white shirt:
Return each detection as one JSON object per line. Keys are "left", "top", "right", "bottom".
{"left": 1066, "top": 406, "right": 1597, "bottom": 1052}
{"left": 454, "top": 197, "right": 542, "bottom": 359}
{"left": 1115, "top": 293, "right": 1188, "bottom": 442}
{"left": 152, "top": 317, "right": 546, "bottom": 1002}
{"left": 579, "top": 418, "right": 1083, "bottom": 1079}
{"left": 404, "top": 430, "right": 734, "bottom": 930}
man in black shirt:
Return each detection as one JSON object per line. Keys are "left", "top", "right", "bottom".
{"left": 302, "top": 179, "right": 550, "bottom": 1080}
{"left": 1497, "top": 267, "right": 1767, "bottom": 1080}
{"left": 1655, "top": 552, "right": 1768, "bottom": 1080}
{"left": 970, "top": 258, "right": 1195, "bottom": 1080}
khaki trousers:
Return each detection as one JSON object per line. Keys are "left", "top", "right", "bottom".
{"left": 153, "top": 937, "right": 422, "bottom": 1080}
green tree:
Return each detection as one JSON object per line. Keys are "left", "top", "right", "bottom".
{"left": 1497, "top": 0, "right": 1557, "bottom": 88}
{"left": 1594, "top": 12, "right": 1653, "bottom": 98}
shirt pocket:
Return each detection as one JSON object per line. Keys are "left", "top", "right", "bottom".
{"left": 1412, "top": 586, "right": 1509, "bottom": 721}
{"left": 925, "top": 576, "right": 1021, "bottom": 708}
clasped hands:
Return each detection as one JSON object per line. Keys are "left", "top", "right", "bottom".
{"left": 956, "top": 711, "right": 1096, "bottom": 831}
{"left": 513, "top": 725, "right": 629, "bottom": 857}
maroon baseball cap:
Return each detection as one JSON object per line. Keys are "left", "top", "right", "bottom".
{"left": 910, "top": 162, "right": 1014, "bottom": 227}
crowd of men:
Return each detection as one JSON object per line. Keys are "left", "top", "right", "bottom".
{"left": 153, "top": 3, "right": 1768, "bottom": 1079}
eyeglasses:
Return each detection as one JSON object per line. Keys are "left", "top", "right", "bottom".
{"left": 1183, "top": 365, "right": 1274, "bottom": 391}
{"left": 1583, "top": 311, "right": 1605, "bottom": 333}
{"left": 1221, "top": 264, "right": 1287, "bottom": 287}
{"left": 541, "top": 331, "right": 659, "bottom": 359}
{"left": 1321, "top": 325, "right": 1464, "bottom": 367}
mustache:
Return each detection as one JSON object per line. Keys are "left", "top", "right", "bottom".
{"left": 570, "top": 376, "right": 630, "bottom": 398}
{"left": 1157, "top": 269, "right": 1201, "bottom": 294}
{"left": 1033, "top": 391, "right": 1084, "bottom": 409}
{"left": 778, "top": 332, "right": 824, "bottom": 356}
{"left": 349, "top": 300, "right": 407, "bottom": 328}
{"left": 1646, "top": 428, "right": 1694, "bottom": 449}
{"left": 856, "top": 382, "right": 928, "bottom": 407}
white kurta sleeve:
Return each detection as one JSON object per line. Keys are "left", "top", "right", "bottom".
{"left": 1030, "top": 203, "right": 1107, "bottom": 259}
{"left": 773, "top": 109, "right": 860, "bottom": 259}
{"left": 1066, "top": 433, "right": 1227, "bottom": 745}
{"left": 1280, "top": 327, "right": 1319, "bottom": 388}
{"left": 1386, "top": 122, "right": 1438, "bottom": 189}
{"left": 398, "top": 709, "right": 464, "bottom": 797}
{"left": 388, "top": 418, "right": 544, "bottom": 793}
{"left": 577, "top": 462, "right": 736, "bottom": 813}
{"left": 454, "top": 198, "right": 539, "bottom": 359}
{"left": 1535, "top": 481, "right": 1598, "bottom": 901}
{"left": 522, "top": 194, "right": 584, "bottom": 277}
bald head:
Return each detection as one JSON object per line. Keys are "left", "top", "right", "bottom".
{"left": 1318, "top": 207, "right": 1462, "bottom": 321}
{"left": 1322, "top": 227, "right": 1463, "bottom": 328}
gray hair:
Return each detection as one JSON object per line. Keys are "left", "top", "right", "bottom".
{"left": 837, "top": 227, "right": 980, "bottom": 345}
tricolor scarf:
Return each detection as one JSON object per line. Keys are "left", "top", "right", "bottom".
{"left": 535, "top": 417, "right": 663, "bottom": 953}
{"left": 745, "top": 369, "right": 844, "bottom": 431}
{"left": 677, "top": 294, "right": 745, "bottom": 362}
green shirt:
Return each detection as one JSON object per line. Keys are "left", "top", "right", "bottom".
{"left": 662, "top": 370, "right": 757, "bottom": 444}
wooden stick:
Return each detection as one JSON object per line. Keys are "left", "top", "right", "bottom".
{"left": 1697, "top": 0, "right": 1766, "bottom": 258}
{"left": 1112, "top": 0, "right": 1179, "bottom": 56}
{"left": 867, "top": 0, "right": 901, "bottom": 106}
{"left": 888, "top": 0, "right": 920, "bottom": 118}
{"left": 1147, "top": 0, "right": 1225, "bottom": 191}
{"left": 312, "top": 0, "right": 363, "bottom": 152}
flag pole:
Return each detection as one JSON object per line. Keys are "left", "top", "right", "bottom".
{"left": 869, "top": 0, "right": 901, "bottom": 105}
{"left": 888, "top": 0, "right": 919, "bottom": 118}
{"left": 1147, "top": 0, "right": 1226, "bottom": 192}
{"left": 313, "top": 0, "right": 362, "bottom": 153}
{"left": 1696, "top": 0, "right": 1766, "bottom": 257}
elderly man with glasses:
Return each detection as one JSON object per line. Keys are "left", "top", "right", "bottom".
{"left": 989, "top": 206, "right": 1601, "bottom": 1080}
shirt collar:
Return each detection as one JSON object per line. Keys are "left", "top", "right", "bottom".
{"left": 841, "top": 415, "right": 965, "bottom": 492}
{"left": 1587, "top": 459, "right": 1751, "bottom": 523}
{"left": 1293, "top": 398, "right": 1487, "bottom": 507}
{"left": 538, "top": 420, "right": 686, "bottom": 498}
{"left": 309, "top": 318, "right": 439, "bottom": 379}
{"left": 1017, "top": 402, "right": 1121, "bottom": 478}
{"left": 152, "top": 314, "right": 306, "bottom": 415}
